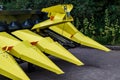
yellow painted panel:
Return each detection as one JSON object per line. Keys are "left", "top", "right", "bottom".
{"left": 12, "top": 29, "right": 42, "bottom": 42}
{"left": 0, "top": 49, "right": 30, "bottom": 80}
{"left": 50, "top": 22, "right": 78, "bottom": 37}
{"left": 49, "top": 25, "right": 72, "bottom": 38}
{"left": 0, "top": 32, "right": 20, "bottom": 47}
{"left": 54, "top": 13, "right": 65, "bottom": 20}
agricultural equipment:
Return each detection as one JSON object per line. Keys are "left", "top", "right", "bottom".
{"left": 32, "top": 4, "right": 110, "bottom": 52}
{"left": 0, "top": 4, "right": 110, "bottom": 80}
{"left": 0, "top": 49, "right": 30, "bottom": 80}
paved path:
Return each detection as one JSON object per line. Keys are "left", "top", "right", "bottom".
{"left": 1, "top": 47, "right": 120, "bottom": 80}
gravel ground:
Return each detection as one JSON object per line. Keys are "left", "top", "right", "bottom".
{"left": 1, "top": 47, "right": 120, "bottom": 80}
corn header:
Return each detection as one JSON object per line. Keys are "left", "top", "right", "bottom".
{"left": 0, "top": 4, "right": 110, "bottom": 80}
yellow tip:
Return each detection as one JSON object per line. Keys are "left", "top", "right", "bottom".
{"left": 37, "top": 40, "right": 84, "bottom": 66}
{"left": 72, "top": 32, "right": 111, "bottom": 52}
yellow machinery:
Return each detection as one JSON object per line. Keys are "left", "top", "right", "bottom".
{"left": 32, "top": 4, "right": 110, "bottom": 52}
{"left": 12, "top": 29, "right": 83, "bottom": 66}
{"left": 0, "top": 4, "right": 110, "bottom": 80}
{"left": 0, "top": 32, "right": 64, "bottom": 75}
{"left": 0, "top": 49, "right": 30, "bottom": 80}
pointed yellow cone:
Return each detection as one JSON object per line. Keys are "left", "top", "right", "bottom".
{"left": 37, "top": 39, "right": 84, "bottom": 66}
{"left": 0, "top": 32, "right": 64, "bottom": 74}
{"left": 31, "top": 4, "right": 110, "bottom": 52}
{"left": 12, "top": 29, "right": 84, "bottom": 66}
{"left": 49, "top": 22, "right": 110, "bottom": 52}
{"left": 0, "top": 50, "right": 30, "bottom": 80}
{"left": 11, "top": 42, "right": 64, "bottom": 74}
{"left": 71, "top": 32, "right": 110, "bottom": 52}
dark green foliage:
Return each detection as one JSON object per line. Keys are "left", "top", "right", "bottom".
{"left": 0, "top": 0, "right": 120, "bottom": 45}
